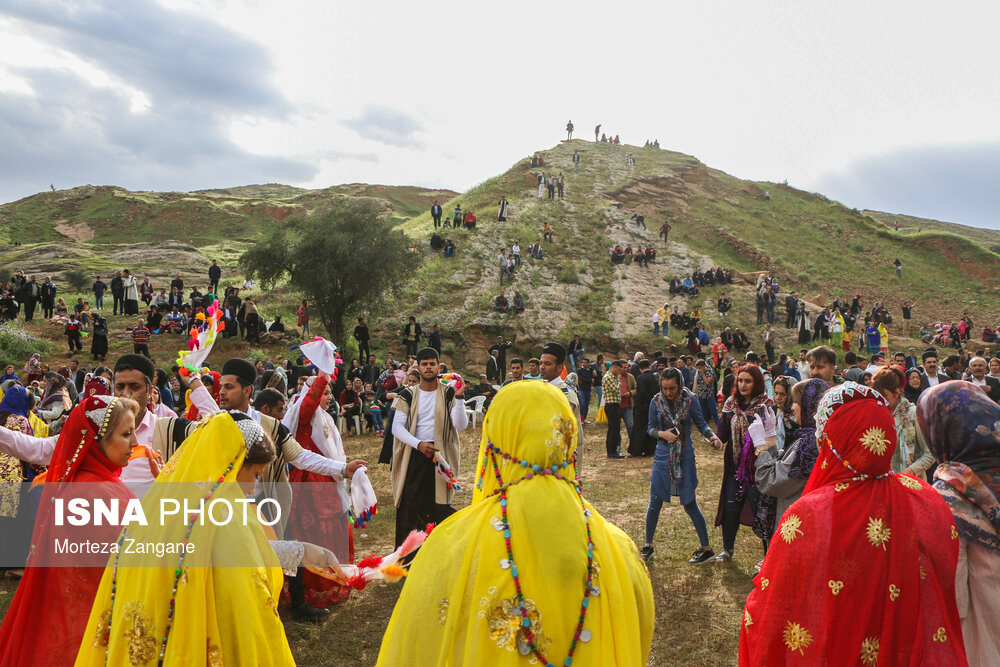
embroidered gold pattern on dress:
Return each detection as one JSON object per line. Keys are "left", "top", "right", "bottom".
{"left": 782, "top": 620, "right": 813, "bottom": 656}
{"left": 888, "top": 584, "right": 900, "bottom": 601}
{"left": 951, "top": 524, "right": 959, "bottom": 540}
{"left": 547, "top": 415, "right": 577, "bottom": 460}
{"left": 780, "top": 515, "right": 803, "bottom": 543}
{"left": 897, "top": 475, "right": 922, "bottom": 490}
{"left": 743, "top": 609, "right": 753, "bottom": 627}
{"left": 866, "top": 516, "right": 891, "bottom": 550}
{"left": 860, "top": 637, "right": 880, "bottom": 666}
{"left": 121, "top": 600, "right": 157, "bottom": 665}
{"left": 159, "top": 447, "right": 184, "bottom": 478}
{"left": 438, "top": 598, "right": 449, "bottom": 626}
{"left": 821, "top": 459, "right": 829, "bottom": 469}
{"left": 932, "top": 627, "right": 947, "bottom": 643}
{"left": 760, "top": 578, "right": 769, "bottom": 590}
{"left": 859, "top": 427, "right": 890, "bottom": 456}
{"left": 834, "top": 482, "right": 850, "bottom": 492}
{"left": 828, "top": 580, "right": 843, "bottom": 596}
{"left": 94, "top": 608, "right": 112, "bottom": 647}
{"left": 484, "top": 596, "right": 548, "bottom": 654}
{"left": 207, "top": 640, "right": 223, "bottom": 667}
{"left": 254, "top": 567, "right": 278, "bottom": 617}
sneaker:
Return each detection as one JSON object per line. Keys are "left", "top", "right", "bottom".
{"left": 688, "top": 548, "right": 715, "bottom": 565}
{"left": 639, "top": 545, "right": 654, "bottom": 562}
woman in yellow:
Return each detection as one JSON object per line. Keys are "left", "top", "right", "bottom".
{"left": 76, "top": 411, "right": 334, "bottom": 666}
{"left": 377, "top": 381, "right": 654, "bottom": 666}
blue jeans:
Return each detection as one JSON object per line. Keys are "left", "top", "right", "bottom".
{"left": 578, "top": 389, "right": 591, "bottom": 420}
{"left": 645, "top": 492, "right": 709, "bottom": 548}
{"left": 371, "top": 409, "right": 383, "bottom": 432}
{"left": 662, "top": 323, "right": 669, "bottom": 338}
{"left": 622, "top": 406, "right": 633, "bottom": 434}
{"left": 699, "top": 396, "right": 719, "bottom": 425}
{"left": 595, "top": 384, "right": 603, "bottom": 407}
{"left": 653, "top": 322, "right": 659, "bottom": 335}
{"left": 94, "top": 294, "right": 104, "bottom": 310}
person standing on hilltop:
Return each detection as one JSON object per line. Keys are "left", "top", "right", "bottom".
{"left": 557, "top": 172, "right": 565, "bottom": 199}
{"left": 547, "top": 175, "right": 556, "bottom": 200}
{"left": 40, "top": 275, "right": 57, "bottom": 319}
{"left": 537, "top": 173, "right": 545, "bottom": 198}
{"left": 109, "top": 271, "right": 123, "bottom": 316}
{"left": 90, "top": 275, "right": 107, "bottom": 311}
{"left": 121, "top": 269, "right": 139, "bottom": 315}
{"left": 497, "top": 196, "right": 508, "bottom": 222}
{"left": 452, "top": 203, "right": 463, "bottom": 227}
{"left": 566, "top": 119, "right": 574, "bottom": 140}
{"left": 594, "top": 123, "right": 601, "bottom": 141}
{"left": 208, "top": 258, "right": 222, "bottom": 294}
{"left": 902, "top": 299, "right": 916, "bottom": 337}
{"left": 659, "top": 219, "right": 672, "bottom": 244}
{"left": 573, "top": 148, "right": 581, "bottom": 173}
{"left": 430, "top": 200, "right": 442, "bottom": 228}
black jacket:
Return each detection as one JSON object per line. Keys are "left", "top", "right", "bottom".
{"left": 634, "top": 370, "right": 659, "bottom": 413}
{"left": 917, "top": 367, "right": 951, "bottom": 392}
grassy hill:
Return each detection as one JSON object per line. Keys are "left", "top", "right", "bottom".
{"left": 376, "top": 139, "right": 1000, "bottom": 369}
{"left": 3, "top": 141, "right": 997, "bottom": 371}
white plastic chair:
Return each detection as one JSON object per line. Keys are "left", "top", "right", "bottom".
{"left": 465, "top": 395, "right": 487, "bottom": 428}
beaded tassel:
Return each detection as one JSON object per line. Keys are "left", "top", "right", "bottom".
{"left": 487, "top": 443, "right": 593, "bottom": 667}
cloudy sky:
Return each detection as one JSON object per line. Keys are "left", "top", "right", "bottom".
{"left": 1, "top": 0, "right": 998, "bottom": 228}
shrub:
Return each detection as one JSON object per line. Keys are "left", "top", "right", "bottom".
{"left": 63, "top": 268, "right": 91, "bottom": 292}
{"left": 0, "top": 322, "right": 52, "bottom": 369}
{"left": 559, "top": 268, "right": 579, "bottom": 284}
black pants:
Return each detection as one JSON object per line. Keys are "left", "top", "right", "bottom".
{"left": 43, "top": 301, "right": 54, "bottom": 319}
{"left": 113, "top": 294, "right": 123, "bottom": 315}
{"left": 68, "top": 331, "right": 82, "bottom": 351}
{"left": 405, "top": 340, "right": 418, "bottom": 356}
{"left": 134, "top": 343, "right": 151, "bottom": 358}
{"left": 605, "top": 403, "right": 622, "bottom": 456}
{"left": 395, "top": 450, "right": 456, "bottom": 548}
{"left": 357, "top": 339, "right": 370, "bottom": 363}
{"left": 628, "top": 410, "right": 654, "bottom": 456}
{"left": 210, "top": 280, "right": 219, "bottom": 294}
{"left": 433, "top": 214, "right": 441, "bottom": 227}
{"left": 24, "top": 299, "right": 36, "bottom": 322}
{"left": 786, "top": 310, "right": 796, "bottom": 328}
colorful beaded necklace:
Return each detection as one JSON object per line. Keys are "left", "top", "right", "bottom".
{"left": 102, "top": 458, "right": 236, "bottom": 666}
{"left": 484, "top": 442, "right": 595, "bottom": 667}
{"left": 823, "top": 435, "right": 892, "bottom": 482}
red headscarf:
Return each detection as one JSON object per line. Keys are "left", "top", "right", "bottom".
{"left": 0, "top": 396, "right": 136, "bottom": 666}
{"left": 185, "top": 370, "right": 221, "bottom": 421}
{"left": 739, "top": 384, "right": 967, "bottom": 666}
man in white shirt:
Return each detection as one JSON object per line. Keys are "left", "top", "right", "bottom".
{"left": 967, "top": 356, "right": 1000, "bottom": 403}
{"left": 796, "top": 349, "right": 810, "bottom": 380}
{"left": 390, "top": 347, "right": 468, "bottom": 547}
{"left": 538, "top": 342, "right": 584, "bottom": 460}
{"left": 919, "top": 348, "right": 950, "bottom": 390}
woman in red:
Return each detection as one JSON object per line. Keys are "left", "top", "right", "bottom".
{"left": 284, "top": 372, "right": 354, "bottom": 608}
{"left": 739, "top": 382, "right": 967, "bottom": 665}
{"left": 297, "top": 299, "right": 311, "bottom": 338}
{"left": 0, "top": 394, "right": 141, "bottom": 666}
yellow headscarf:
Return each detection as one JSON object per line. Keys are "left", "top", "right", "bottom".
{"left": 376, "top": 381, "right": 654, "bottom": 667}
{"left": 75, "top": 412, "right": 294, "bottom": 666}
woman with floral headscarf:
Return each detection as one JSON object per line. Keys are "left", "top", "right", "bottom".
{"left": 754, "top": 378, "right": 829, "bottom": 544}
{"left": 873, "top": 366, "right": 933, "bottom": 477}
{"left": 376, "top": 381, "right": 653, "bottom": 666}
{"left": 739, "top": 382, "right": 966, "bottom": 666}
{"left": 918, "top": 381, "right": 1000, "bottom": 665}
{"left": 714, "top": 364, "right": 774, "bottom": 563}
{"left": 0, "top": 393, "right": 141, "bottom": 666}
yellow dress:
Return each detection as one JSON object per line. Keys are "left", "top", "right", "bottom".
{"left": 75, "top": 413, "right": 294, "bottom": 666}
{"left": 376, "top": 382, "right": 654, "bottom": 666}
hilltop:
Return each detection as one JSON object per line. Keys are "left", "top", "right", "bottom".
{"left": 2, "top": 141, "right": 998, "bottom": 371}
{"left": 377, "top": 139, "right": 1000, "bottom": 368}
